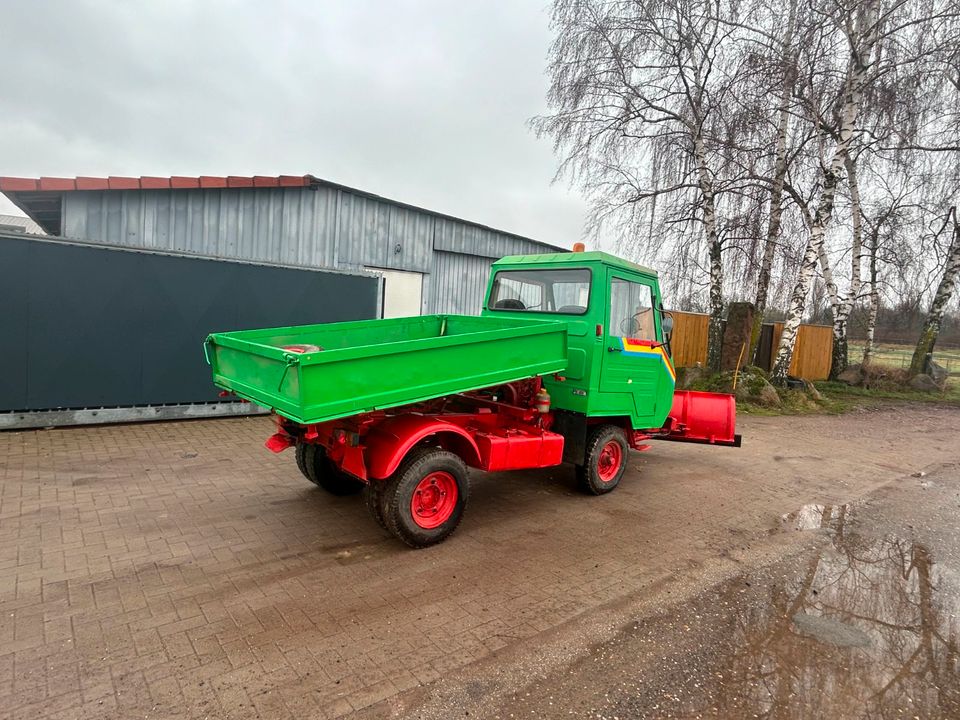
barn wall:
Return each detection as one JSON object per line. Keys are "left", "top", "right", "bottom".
{"left": 428, "top": 251, "right": 496, "bottom": 315}
{"left": 61, "top": 187, "right": 564, "bottom": 287}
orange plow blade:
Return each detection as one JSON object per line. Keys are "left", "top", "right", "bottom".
{"left": 657, "top": 390, "right": 741, "bottom": 447}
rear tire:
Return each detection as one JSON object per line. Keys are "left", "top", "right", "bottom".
{"left": 297, "top": 443, "right": 364, "bottom": 496}
{"left": 382, "top": 447, "right": 469, "bottom": 548}
{"left": 364, "top": 480, "right": 389, "bottom": 530}
{"left": 577, "top": 425, "right": 629, "bottom": 495}
{"left": 295, "top": 442, "right": 311, "bottom": 480}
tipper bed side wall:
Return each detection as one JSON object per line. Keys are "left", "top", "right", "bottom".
{"left": 206, "top": 314, "right": 570, "bottom": 424}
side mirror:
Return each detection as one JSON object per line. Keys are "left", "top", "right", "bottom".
{"left": 661, "top": 315, "right": 674, "bottom": 335}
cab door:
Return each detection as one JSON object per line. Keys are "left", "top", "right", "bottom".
{"left": 598, "top": 271, "right": 664, "bottom": 426}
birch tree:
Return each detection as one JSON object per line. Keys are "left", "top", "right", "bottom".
{"left": 853, "top": 162, "right": 926, "bottom": 366}
{"left": 820, "top": 153, "right": 864, "bottom": 378}
{"left": 769, "top": 1, "right": 880, "bottom": 384}
{"left": 860, "top": 200, "right": 907, "bottom": 365}
{"left": 771, "top": 0, "right": 959, "bottom": 384}
{"left": 534, "top": 0, "right": 748, "bottom": 371}
{"left": 910, "top": 206, "right": 960, "bottom": 374}
{"left": 906, "top": 17, "right": 960, "bottom": 374}
{"left": 862, "top": 220, "right": 880, "bottom": 365}
{"left": 740, "top": 0, "right": 801, "bottom": 362}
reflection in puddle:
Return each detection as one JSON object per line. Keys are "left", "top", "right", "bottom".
{"left": 707, "top": 510, "right": 960, "bottom": 718}
{"left": 791, "top": 612, "right": 872, "bottom": 648}
{"left": 779, "top": 502, "right": 851, "bottom": 531}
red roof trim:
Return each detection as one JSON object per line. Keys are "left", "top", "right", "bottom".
{"left": 38, "top": 177, "right": 76, "bottom": 191}
{"left": 76, "top": 177, "right": 109, "bottom": 190}
{"left": 140, "top": 177, "right": 171, "bottom": 189}
{"left": 279, "top": 175, "right": 308, "bottom": 187}
{"left": 0, "top": 177, "right": 39, "bottom": 191}
{"left": 0, "top": 174, "right": 314, "bottom": 193}
{"left": 198, "top": 176, "right": 228, "bottom": 189}
{"left": 108, "top": 176, "right": 140, "bottom": 190}
{"left": 169, "top": 176, "right": 200, "bottom": 189}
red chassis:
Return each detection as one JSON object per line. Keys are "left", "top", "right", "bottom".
{"left": 264, "top": 379, "right": 739, "bottom": 484}
{"left": 269, "top": 385, "right": 581, "bottom": 482}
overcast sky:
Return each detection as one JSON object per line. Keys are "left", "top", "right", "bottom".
{"left": 0, "top": 1, "right": 588, "bottom": 247}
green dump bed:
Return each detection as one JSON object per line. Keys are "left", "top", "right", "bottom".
{"left": 205, "top": 314, "right": 569, "bottom": 424}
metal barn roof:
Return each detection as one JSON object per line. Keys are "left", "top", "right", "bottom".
{"left": 0, "top": 174, "right": 566, "bottom": 251}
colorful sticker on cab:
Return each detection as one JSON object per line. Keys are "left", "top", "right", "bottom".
{"left": 619, "top": 338, "right": 677, "bottom": 383}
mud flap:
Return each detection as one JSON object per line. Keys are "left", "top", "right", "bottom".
{"left": 265, "top": 432, "right": 296, "bottom": 453}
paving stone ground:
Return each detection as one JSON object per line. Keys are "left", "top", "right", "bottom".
{"left": 1, "top": 406, "right": 957, "bottom": 719}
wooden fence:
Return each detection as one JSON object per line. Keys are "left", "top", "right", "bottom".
{"left": 771, "top": 322, "right": 834, "bottom": 380}
{"left": 668, "top": 310, "right": 833, "bottom": 380}
{"left": 670, "top": 311, "right": 710, "bottom": 367}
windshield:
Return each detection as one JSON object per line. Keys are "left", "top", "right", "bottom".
{"left": 487, "top": 268, "right": 591, "bottom": 315}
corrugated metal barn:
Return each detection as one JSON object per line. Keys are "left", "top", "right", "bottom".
{"left": 1, "top": 174, "right": 565, "bottom": 318}
{"left": 0, "top": 174, "right": 565, "bottom": 427}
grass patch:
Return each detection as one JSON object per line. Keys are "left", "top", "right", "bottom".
{"left": 848, "top": 341, "right": 960, "bottom": 376}
{"left": 815, "top": 379, "right": 960, "bottom": 408}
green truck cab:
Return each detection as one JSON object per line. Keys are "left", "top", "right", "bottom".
{"left": 483, "top": 250, "right": 676, "bottom": 431}
{"left": 206, "top": 248, "right": 737, "bottom": 548}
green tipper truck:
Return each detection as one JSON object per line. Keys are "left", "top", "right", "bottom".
{"left": 206, "top": 249, "right": 739, "bottom": 547}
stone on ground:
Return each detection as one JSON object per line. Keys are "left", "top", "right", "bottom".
{"left": 908, "top": 373, "right": 941, "bottom": 392}
{"left": 927, "top": 360, "right": 949, "bottom": 389}
{"left": 836, "top": 364, "right": 863, "bottom": 386}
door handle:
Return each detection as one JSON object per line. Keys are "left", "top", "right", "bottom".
{"left": 607, "top": 346, "right": 622, "bottom": 352}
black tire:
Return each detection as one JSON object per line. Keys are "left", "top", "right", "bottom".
{"left": 382, "top": 447, "right": 469, "bottom": 548}
{"left": 295, "top": 442, "right": 311, "bottom": 480}
{"left": 299, "top": 444, "right": 364, "bottom": 496}
{"left": 577, "top": 424, "right": 629, "bottom": 495}
{"left": 364, "top": 480, "right": 389, "bottom": 531}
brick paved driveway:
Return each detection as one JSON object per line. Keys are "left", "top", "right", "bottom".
{"left": 2, "top": 408, "right": 956, "bottom": 719}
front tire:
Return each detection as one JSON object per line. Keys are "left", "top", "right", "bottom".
{"left": 296, "top": 443, "right": 364, "bottom": 496}
{"left": 382, "top": 447, "right": 469, "bottom": 548}
{"left": 577, "top": 425, "right": 629, "bottom": 495}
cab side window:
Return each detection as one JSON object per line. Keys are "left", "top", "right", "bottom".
{"left": 610, "top": 278, "right": 656, "bottom": 340}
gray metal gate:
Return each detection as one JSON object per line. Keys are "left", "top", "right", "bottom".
{"left": 0, "top": 233, "right": 378, "bottom": 425}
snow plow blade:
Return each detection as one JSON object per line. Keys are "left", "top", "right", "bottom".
{"left": 656, "top": 390, "right": 740, "bottom": 447}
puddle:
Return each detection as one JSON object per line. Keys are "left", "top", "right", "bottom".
{"left": 704, "top": 511, "right": 960, "bottom": 717}
{"left": 778, "top": 502, "right": 851, "bottom": 531}
{"left": 791, "top": 612, "right": 872, "bottom": 648}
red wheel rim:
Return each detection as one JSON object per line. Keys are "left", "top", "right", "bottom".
{"left": 410, "top": 471, "right": 459, "bottom": 529}
{"left": 596, "top": 440, "right": 623, "bottom": 483}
